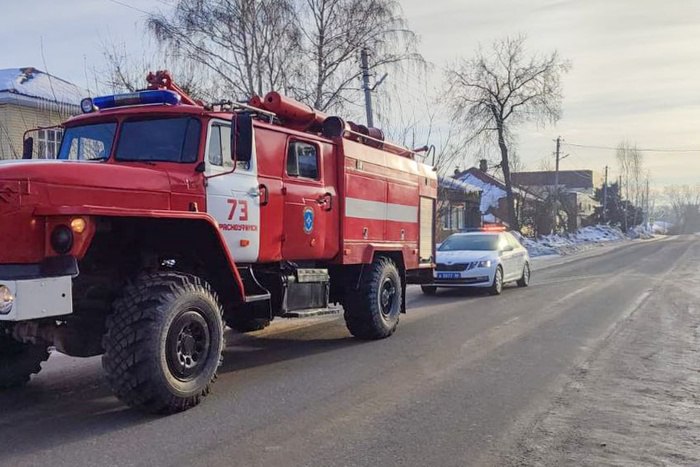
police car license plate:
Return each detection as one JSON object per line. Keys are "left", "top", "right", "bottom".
{"left": 437, "top": 272, "right": 460, "bottom": 279}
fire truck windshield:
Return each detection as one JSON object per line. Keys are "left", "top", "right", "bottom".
{"left": 57, "top": 122, "right": 117, "bottom": 161}
{"left": 115, "top": 117, "right": 201, "bottom": 163}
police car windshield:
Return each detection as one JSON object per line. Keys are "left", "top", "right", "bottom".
{"left": 115, "top": 117, "right": 201, "bottom": 163}
{"left": 57, "top": 122, "right": 117, "bottom": 161}
{"left": 439, "top": 234, "right": 500, "bottom": 251}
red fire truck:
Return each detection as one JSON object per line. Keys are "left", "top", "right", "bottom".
{"left": 0, "top": 71, "right": 436, "bottom": 413}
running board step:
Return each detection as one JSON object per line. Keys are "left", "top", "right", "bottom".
{"left": 281, "top": 307, "right": 341, "bottom": 318}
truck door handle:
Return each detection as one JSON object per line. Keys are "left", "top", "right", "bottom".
{"left": 317, "top": 193, "right": 332, "bottom": 211}
{"left": 258, "top": 184, "right": 269, "bottom": 206}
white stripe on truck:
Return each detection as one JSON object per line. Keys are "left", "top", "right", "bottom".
{"left": 345, "top": 197, "right": 418, "bottom": 223}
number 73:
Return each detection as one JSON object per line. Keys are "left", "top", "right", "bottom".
{"left": 227, "top": 198, "right": 249, "bottom": 221}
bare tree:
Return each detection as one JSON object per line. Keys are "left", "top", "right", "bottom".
{"left": 148, "top": 0, "right": 302, "bottom": 99}
{"left": 297, "top": 0, "right": 422, "bottom": 112}
{"left": 96, "top": 40, "right": 213, "bottom": 100}
{"left": 665, "top": 185, "right": 700, "bottom": 233}
{"left": 616, "top": 141, "right": 644, "bottom": 229}
{"left": 445, "top": 35, "right": 570, "bottom": 229}
{"left": 146, "top": 0, "right": 422, "bottom": 111}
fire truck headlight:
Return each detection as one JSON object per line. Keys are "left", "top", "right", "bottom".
{"left": 70, "top": 217, "right": 87, "bottom": 234}
{"left": 0, "top": 285, "right": 14, "bottom": 315}
{"left": 50, "top": 225, "right": 74, "bottom": 254}
{"left": 80, "top": 97, "right": 95, "bottom": 113}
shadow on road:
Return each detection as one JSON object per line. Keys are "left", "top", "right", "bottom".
{"left": 0, "top": 320, "right": 363, "bottom": 459}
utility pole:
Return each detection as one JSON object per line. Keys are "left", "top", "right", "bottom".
{"left": 360, "top": 47, "right": 374, "bottom": 128}
{"left": 603, "top": 165, "right": 608, "bottom": 223}
{"left": 645, "top": 177, "right": 650, "bottom": 226}
{"left": 554, "top": 136, "right": 561, "bottom": 191}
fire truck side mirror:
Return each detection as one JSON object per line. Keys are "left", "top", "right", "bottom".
{"left": 22, "top": 137, "right": 34, "bottom": 159}
{"left": 232, "top": 113, "right": 253, "bottom": 163}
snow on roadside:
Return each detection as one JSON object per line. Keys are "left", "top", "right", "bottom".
{"left": 512, "top": 225, "right": 654, "bottom": 258}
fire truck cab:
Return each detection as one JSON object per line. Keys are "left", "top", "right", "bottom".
{"left": 0, "top": 72, "right": 436, "bottom": 413}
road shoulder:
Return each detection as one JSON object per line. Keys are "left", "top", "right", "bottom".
{"left": 504, "top": 239, "right": 700, "bottom": 466}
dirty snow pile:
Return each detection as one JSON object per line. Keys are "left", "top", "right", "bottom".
{"left": 512, "top": 225, "right": 647, "bottom": 257}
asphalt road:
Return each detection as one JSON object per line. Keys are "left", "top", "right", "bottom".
{"left": 0, "top": 236, "right": 695, "bottom": 467}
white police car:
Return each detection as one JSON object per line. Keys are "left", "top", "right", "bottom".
{"left": 422, "top": 228, "right": 530, "bottom": 295}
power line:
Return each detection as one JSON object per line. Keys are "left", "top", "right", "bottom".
{"left": 563, "top": 142, "right": 700, "bottom": 153}
{"left": 105, "top": 0, "right": 151, "bottom": 15}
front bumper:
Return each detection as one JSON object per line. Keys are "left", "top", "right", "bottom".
{"left": 0, "top": 275, "right": 73, "bottom": 321}
{"left": 432, "top": 266, "right": 495, "bottom": 288}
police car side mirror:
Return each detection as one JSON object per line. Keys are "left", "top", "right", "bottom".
{"left": 232, "top": 113, "right": 253, "bottom": 163}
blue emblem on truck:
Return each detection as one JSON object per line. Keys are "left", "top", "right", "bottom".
{"left": 303, "top": 207, "right": 314, "bottom": 234}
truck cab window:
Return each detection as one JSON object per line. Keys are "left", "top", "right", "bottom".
{"left": 208, "top": 123, "right": 232, "bottom": 168}
{"left": 58, "top": 122, "right": 116, "bottom": 160}
{"left": 287, "top": 141, "right": 318, "bottom": 179}
{"left": 115, "top": 117, "right": 201, "bottom": 163}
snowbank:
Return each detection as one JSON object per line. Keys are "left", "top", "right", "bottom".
{"left": 513, "top": 225, "right": 649, "bottom": 258}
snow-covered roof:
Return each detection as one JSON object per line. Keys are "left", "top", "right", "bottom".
{"left": 0, "top": 67, "right": 85, "bottom": 107}
{"left": 455, "top": 171, "right": 507, "bottom": 213}
{"left": 438, "top": 176, "right": 482, "bottom": 193}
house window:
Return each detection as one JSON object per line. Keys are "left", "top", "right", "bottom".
{"left": 442, "top": 206, "right": 452, "bottom": 230}
{"left": 454, "top": 205, "right": 465, "bottom": 230}
{"left": 37, "top": 128, "right": 63, "bottom": 159}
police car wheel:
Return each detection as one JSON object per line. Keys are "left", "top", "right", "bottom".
{"left": 344, "top": 257, "right": 402, "bottom": 340}
{"left": 421, "top": 285, "right": 437, "bottom": 295}
{"left": 517, "top": 262, "right": 531, "bottom": 287}
{"left": 488, "top": 266, "right": 504, "bottom": 296}
{"left": 0, "top": 332, "right": 50, "bottom": 389}
{"left": 103, "top": 271, "right": 224, "bottom": 414}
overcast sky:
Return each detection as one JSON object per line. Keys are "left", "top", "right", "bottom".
{"left": 1, "top": 0, "right": 699, "bottom": 187}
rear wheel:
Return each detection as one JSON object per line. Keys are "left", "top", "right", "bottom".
{"left": 102, "top": 271, "right": 224, "bottom": 414}
{"left": 0, "top": 333, "right": 49, "bottom": 389}
{"left": 344, "top": 257, "right": 402, "bottom": 340}
{"left": 421, "top": 285, "right": 437, "bottom": 296}
{"left": 488, "top": 266, "right": 504, "bottom": 296}
{"left": 517, "top": 262, "right": 531, "bottom": 287}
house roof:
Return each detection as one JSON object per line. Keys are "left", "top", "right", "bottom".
{"left": 0, "top": 67, "right": 85, "bottom": 106}
{"left": 453, "top": 167, "right": 542, "bottom": 214}
{"left": 511, "top": 170, "right": 594, "bottom": 189}
{"left": 438, "top": 176, "right": 482, "bottom": 193}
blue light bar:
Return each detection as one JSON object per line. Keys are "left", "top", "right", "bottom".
{"left": 87, "top": 90, "right": 181, "bottom": 112}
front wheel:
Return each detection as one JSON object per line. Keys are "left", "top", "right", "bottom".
{"left": 517, "top": 262, "right": 531, "bottom": 287}
{"left": 488, "top": 266, "right": 504, "bottom": 296}
{"left": 0, "top": 333, "right": 50, "bottom": 389}
{"left": 344, "top": 257, "right": 402, "bottom": 340}
{"left": 421, "top": 285, "right": 437, "bottom": 296}
{"left": 102, "top": 272, "right": 224, "bottom": 414}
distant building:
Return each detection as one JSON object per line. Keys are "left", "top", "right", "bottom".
{"left": 453, "top": 160, "right": 544, "bottom": 231}
{"left": 512, "top": 170, "right": 600, "bottom": 231}
{"left": 0, "top": 67, "right": 85, "bottom": 159}
{"left": 437, "top": 176, "right": 482, "bottom": 242}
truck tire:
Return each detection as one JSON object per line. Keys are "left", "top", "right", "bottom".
{"left": 344, "top": 257, "right": 402, "bottom": 340}
{"left": 102, "top": 271, "right": 224, "bottom": 414}
{"left": 0, "top": 334, "right": 50, "bottom": 389}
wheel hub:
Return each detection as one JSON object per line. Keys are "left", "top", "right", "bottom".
{"left": 167, "top": 310, "right": 211, "bottom": 381}
{"left": 380, "top": 278, "right": 397, "bottom": 317}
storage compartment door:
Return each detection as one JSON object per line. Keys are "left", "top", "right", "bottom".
{"left": 419, "top": 196, "right": 435, "bottom": 263}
